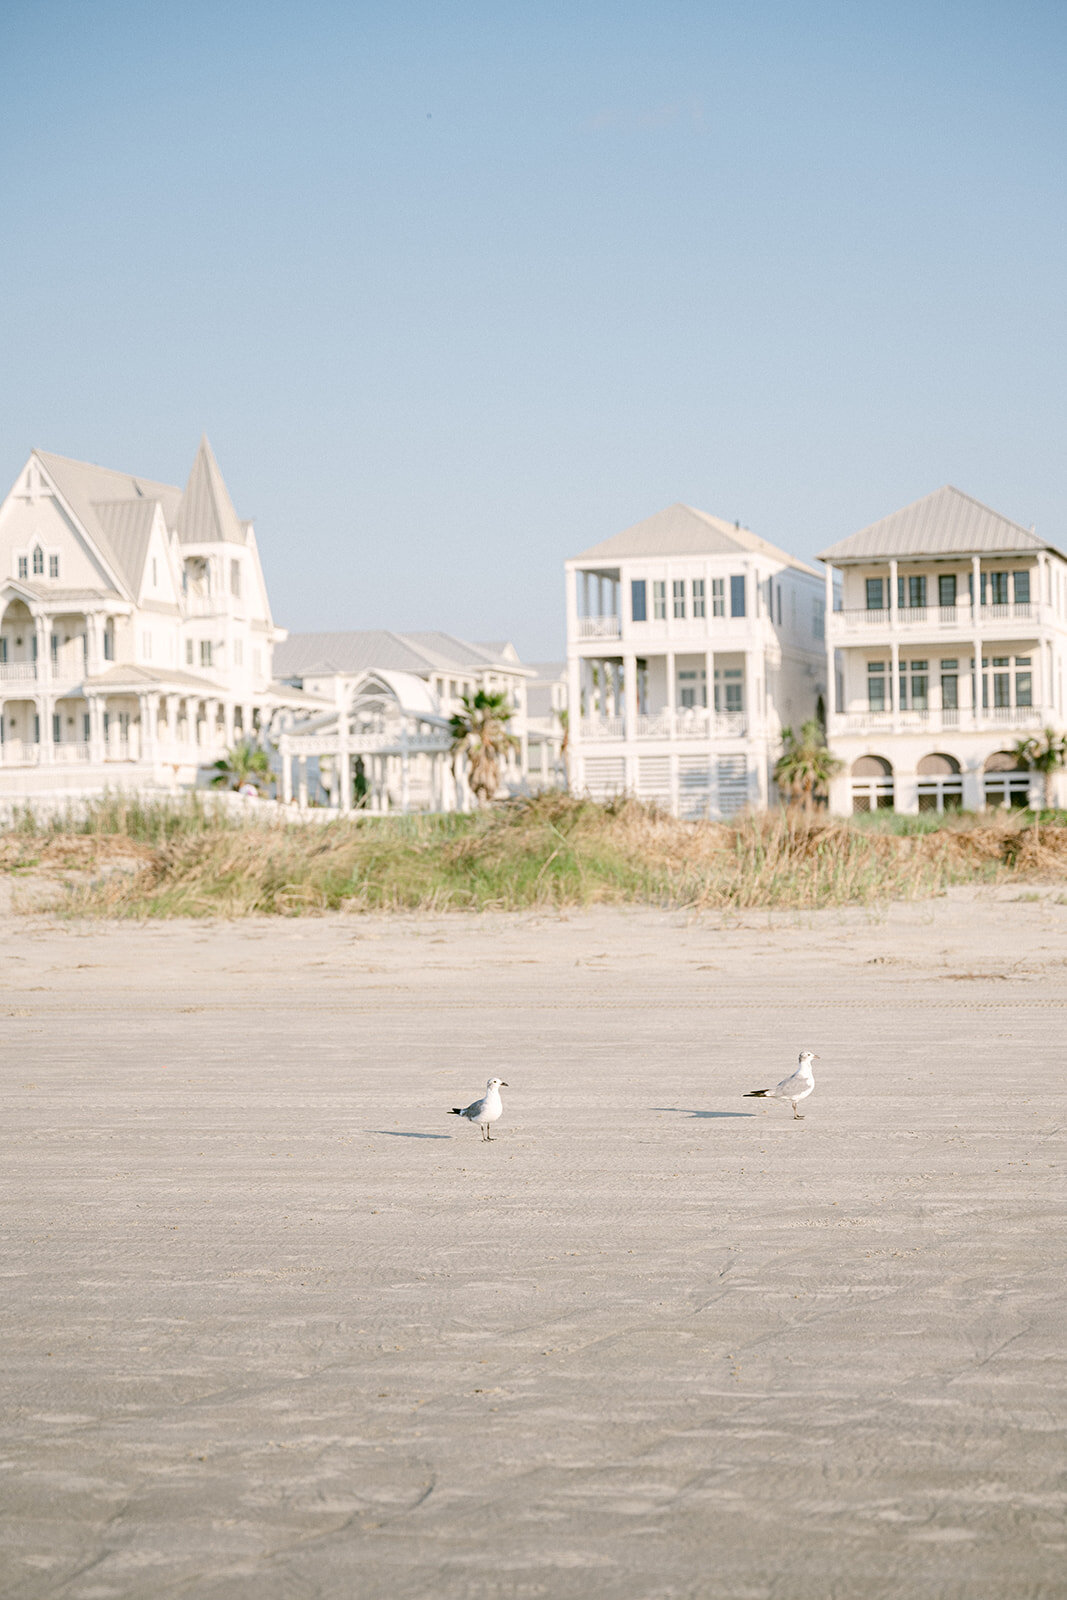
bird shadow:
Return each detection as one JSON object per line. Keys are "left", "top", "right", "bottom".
{"left": 651, "top": 1107, "right": 756, "bottom": 1119}
{"left": 373, "top": 1130, "right": 452, "bottom": 1140}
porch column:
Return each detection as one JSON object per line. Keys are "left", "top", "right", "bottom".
{"left": 280, "top": 741, "right": 293, "bottom": 803}
{"left": 705, "top": 648, "right": 715, "bottom": 732}
{"left": 971, "top": 553, "right": 982, "bottom": 728}
{"left": 889, "top": 559, "right": 898, "bottom": 624}
{"left": 297, "top": 755, "right": 308, "bottom": 808}
{"left": 85, "top": 613, "right": 102, "bottom": 676}
{"left": 823, "top": 563, "right": 835, "bottom": 718}
{"left": 204, "top": 698, "right": 219, "bottom": 753}
{"left": 34, "top": 615, "right": 50, "bottom": 685}
{"left": 337, "top": 681, "right": 352, "bottom": 814}
{"left": 223, "top": 700, "right": 235, "bottom": 748}
{"left": 168, "top": 695, "right": 180, "bottom": 746}
{"left": 38, "top": 692, "right": 54, "bottom": 763}
{"left": 890, "top": 640, "right": 900, "bottom": 733}
{"left": 623, "top": 653, "right": 637, "bottom": 741}
{"left": 745, "top": 650, "right": 760, "bottom": 737}
{"left": 665, "top": 651, "right": 676, "bottom": 739}
{"left": 88, "top": 696, "right": 105, "bottom": 764}
{"left": 401, "top": 731, "right": 411, "bottom": 814}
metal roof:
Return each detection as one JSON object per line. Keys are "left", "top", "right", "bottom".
{"left": 572, "top": 502, "right": 819, "bottom": 576}
{"left": 818, "top": 486, "right": 1053, "bottom": 564}
{"left": 274, "top": 630, "right": 529, "bottom": 681}
{"left": 175, "top": 436, "right": 247, "bottom": 546}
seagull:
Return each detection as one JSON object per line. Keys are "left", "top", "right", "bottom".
{"left": 450, "top": 1077, "right": 508, "bottom": 1140}
{"left": 744, "top": 1052, "right": 819, "bottom": 1119}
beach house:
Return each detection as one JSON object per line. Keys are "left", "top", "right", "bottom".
{"left": 819, "top": 486, "right": 1067, "bottom": 813}
{"left": 565, "top": 503, "right": 828, "bottom": 816}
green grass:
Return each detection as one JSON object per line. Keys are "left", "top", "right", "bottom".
{"left": 5, "top": 792, "right": 1067, "bottom": 917}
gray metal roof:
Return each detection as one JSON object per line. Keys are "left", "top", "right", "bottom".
{"left": 274, "top": 630, "right": 528, "bottom": 681}
{"left": 573, "top": 502, "right": 819, "bottom": 576}
{"left": 176, "top": 436, "right": 247, "bottom": 546}
{"left": 92, "top": 499, "right": 157, "bottom": 593}
{"left": 818, "top": 486, "right": 1053, "bottom": 564}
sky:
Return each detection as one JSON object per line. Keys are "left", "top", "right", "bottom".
{"left": 1, "top": 1, "right": 1064, "bottom": 661}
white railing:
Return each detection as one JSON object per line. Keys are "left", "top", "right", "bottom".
{"left": 580, "top": 716, "right": 625, "bottom": 740}
{"left": 0, "top": 741, "right": 40, "bottom": 766}
{"left": 53, "top": 742, "right": 92, "bottom": 764}
{"left": 836, "top": 600, "right": 1040, "bottom": 635}
{"left": 0, "top": 662, "right": 38, "bottom": 682}
{"left": 577, "top": 616, "right": 622, "bottom": 640}
{"left": 981, "top": 602, "right": 1033, "bottom": 622}
{"left": 183, "top": 594, "right": 224, "bottom": 617}
{"left": 832, "top": 706, "right": 1041, "bottom": 735}
{"left": 897, "top": 606, "right": 928, "bottom": 624}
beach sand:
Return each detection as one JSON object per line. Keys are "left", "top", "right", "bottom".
{"left": 2, "top": 889, "right": 1065, "bottom": 1598}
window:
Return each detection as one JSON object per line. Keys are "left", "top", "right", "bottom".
{"left": 711, "top": 578, "right": 725, "bottom": 617}
{"left": 730, "top": 575, "right": 746, "bottom": 617}
{"left": 866, "top": 577, "right": 885, "bottom": 611}
{"left": 230, "top": 559, "right": 242, "bottom": 598}
{"left": 692, "top": 579, "right": 705, "bottom": 618}
{"left": 83, "top": 713, "right": 90, "bottom": 741}
{"left": 776, "top": 585, "right": 782, "bottom": 625}
{"left": 941, "top": 659, "right": 959, "bottom": 710}
{"left": 673, "top": 579, "right": 686, "bottom": 619}
{"left": 17, "top": 556, "right": 27, "bottom": 580}
{"left": 868, "top": 661, "right": 888, "bottom": 712}
{"left": 0, "top": 639, "right": 6, "bottom": 663}
{"left": 200, "top": 641, "right": 213, "bottom": 668}
{"left": 104, "top": 628, "right": 114, "bottom": 661}
{"left": 677, "top": 669, "right": 706, "bottom": 709}
{"left": 1013, "top": 570, "right": 1031, "bottom": 605}
{"left": 50, "top": 634, "right": 58, "bottom": 663}
{"left": 938, "top": 573, "right": 957, "bottom": 608}
{"left": 714, "top": 667, "right": 743, "bottom": 714}
{"left": 906, "top": 575, "right": 927, "bottom": 609}
{"left": 1015, "top": 656, "right": 1032, "bottom": 707}
{"left": 48, "top": 554, "right": 59, "bottom": 579}
{"left": 900, "top": 659, "right": 928, "bottom": 710}
{"left": 631, "top": 579, "right": 647, "bottom": 622}
{"left": 989, "top": 571, "right": 1009, "bottom": 606}
{"left": 186, "top": 640, "right": 194, "bottom": 666}
{"left": 653, "top": 581, "right": 666, "bottom": 620}
{"left": 992, "top": 656, "right": 1011, "bottom": 708}
{"left": 52, "top": 713, "right": 61, "bottom": 744}
{"left": 32, "top": 546, "right": 44, "bottom": 576}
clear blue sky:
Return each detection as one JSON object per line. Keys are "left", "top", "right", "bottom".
{"left": 2, "top": 1, "right": 1064, "bottom": 660}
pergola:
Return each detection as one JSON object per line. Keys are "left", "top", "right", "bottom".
{"left": 276, "top": 669, "right": 458, "bottom": 812}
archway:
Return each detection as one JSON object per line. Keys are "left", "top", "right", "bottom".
{"left": 851, "top": 754, "right": 893, "bottom": 813}
{"left": 983, "top": 750, "right": 1032, "bottom": 809}
{"left": 917, "top": 752, "right": 962, "bottom": 813}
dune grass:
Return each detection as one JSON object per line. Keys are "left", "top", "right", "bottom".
{"left": 4, "top": 791, "right": 1067, "bottom": 916}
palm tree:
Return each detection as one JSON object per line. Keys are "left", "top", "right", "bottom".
{"left": 449, "top": 690, "right": 520, "bottom": 805}
{"left": 1012, "top": 728, "right": 1066, "bottom": 811}
{"left": 210, "top": 739, "right": 271, "bottom": 794}
{"left": 774, "top": 720, "right": 843, "bottom": 814}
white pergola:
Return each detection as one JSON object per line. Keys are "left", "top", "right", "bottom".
{"left": 276, "top": 669, "right": 459, "bottom": 812}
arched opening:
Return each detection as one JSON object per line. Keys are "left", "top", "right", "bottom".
{"left": 917, "top": 752, "right": 963, "bottom": 813}
{"left": 983, "top": 750, "right": 1032, "bottom": 809}
{"left": 851, "top": 755, "right": 894, "bottom": 813}
{"left": 0, "top": 599, "right": 35, "bottom": 680}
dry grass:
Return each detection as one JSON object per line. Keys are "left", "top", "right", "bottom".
{"left": 4, "top": 792, "right": 1067, "bottom": 917}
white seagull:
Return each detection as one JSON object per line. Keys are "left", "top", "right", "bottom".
{"left": 744, "top": 1052, "right": 819, "bottom": 1119}
{"left": 450, "top": 1077, "right": 508, "bottom": 1140}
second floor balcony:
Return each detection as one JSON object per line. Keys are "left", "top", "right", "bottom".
{"left": 580, "top": 709, "right": 748, "bottom": 742}
{"left": 833, "top": 600, "right": 1041, "bottom": 636}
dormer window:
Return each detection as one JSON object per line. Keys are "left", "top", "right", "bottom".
{"left": 32, "top": 546, "right": 44, "bottom": 576}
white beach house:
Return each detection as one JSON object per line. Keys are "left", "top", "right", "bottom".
{"left": 272, "top": 631, "right": 534, "bottom": 810}
{"left": 819, "top": 485, "right": 1067, "bottom": 814}
{"left": 0, "top": 440, "right": 292, "bottom": 796}
{"left": 566, "top": 503, "right": 828, "bottom": 816}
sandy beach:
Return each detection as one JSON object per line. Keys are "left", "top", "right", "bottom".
{"left": 2, "top": 890, "right": 1065, "bottom": 1599}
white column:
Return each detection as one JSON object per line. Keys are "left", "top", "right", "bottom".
{"left": 298, "top": 755, "right": 308, "bottom": 808}
{"left": 223, "top": 700, "right": 235, "bottom": 748}
{"left": 889, "top": 559, "right": 898, "bottom": 624}
{"left": 623, "top": 652, "right": 637, "bottom": 739}
{"left": 88, "top": 696, "right": 105, "bottom": 763}
{"left": 34, "top": 615, "right": 49, "bottom": 685}
{"left": 665, "top": 651, "right": 676, "bottom": 738}
{"left": 972, "top": 552, "right": 983, "bottom": 729}
{"left": 705, "top": 647, "right": 715, "bottom": 734}
{"left": 204, "top": 698, "right": 219, "bottom": 753}
{"left": 280, "top": 740, "right": 293, "bottom": 803}
{"left": 823, "top": 562, "right": 835, "bottom": 721}
{"left": 337, "top": 679, "right": 352, "bottom": 813}
{"left": 401, "top": 731, "right": 411, "bottom": 813}
{"left": 38, "top": 692, "right": 54, "bottom": 762}
{"left": 890, "top": 639, "right": 900, "bottom": 733}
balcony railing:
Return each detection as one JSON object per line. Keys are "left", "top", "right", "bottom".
{"left": 834, "top": 600, "right": 1039, "bottom": 634}
{"left": 832, "top": 706, "right": 1042, "bottom": 735}
{"left": 580, "top": 711, "right": 748, "bottom": 741}
{"left": 577, "top": 616, "right": 622, "bottom": 641}
{"left": 0, "top": 662, "right": 38, "bottom": 682}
